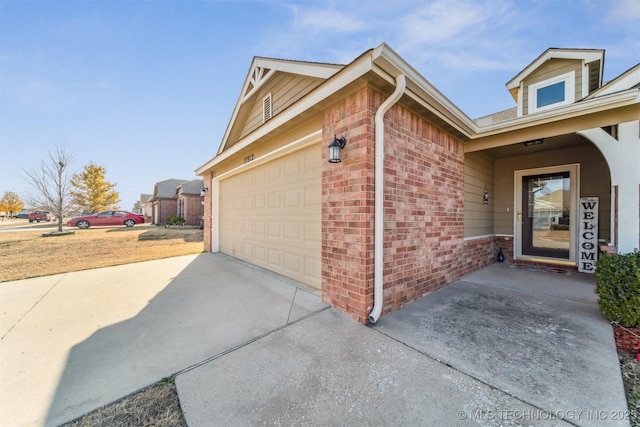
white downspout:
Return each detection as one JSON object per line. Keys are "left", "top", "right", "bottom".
{"left": 368, "top": 74, "right": 406, "bottom": 324}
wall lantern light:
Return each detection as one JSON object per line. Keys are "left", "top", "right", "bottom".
{"left": 200, "top": 186, "right": 208, "bottom": 197}
{"left": 328, "top": 136, "right": 347, "bottom": 163}
{"left": 483, "top": 189, "right": 489, "bottom": 204}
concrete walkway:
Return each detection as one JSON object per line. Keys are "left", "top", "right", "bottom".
{"left": 0, "top": 255, "right": 629, "bottom": 426}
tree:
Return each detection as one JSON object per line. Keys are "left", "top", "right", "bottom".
{"left": 0, "top": 191, "right": 25, "bottom": 217}
{"left": 24, "top": 146, "right": 75, "bottom": 232}
{"left": 70, "top": 162, "right": 120, "bottom": 213}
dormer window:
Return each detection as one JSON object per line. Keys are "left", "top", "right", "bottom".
{"left": 528, "top": 71, "right": 575, "bottom": 113}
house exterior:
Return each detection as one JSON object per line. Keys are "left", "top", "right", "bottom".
{"left": 133, "top": 193, "right": 153, "bottom": 222}
{"left": 196, "top": 44, "right": 639, "bottom": 324}
{"left": 176, "top": 179, "right": 205, "bottom": 226}
{"left": 149, "top": 179, "right": 188, "bottom": 225}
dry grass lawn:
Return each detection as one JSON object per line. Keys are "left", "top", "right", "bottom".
{"left": 62, "top": 379, "right": 187, "bottom": 427}
{"left": 0, "top": 226, "right": 204, "bottom": 282}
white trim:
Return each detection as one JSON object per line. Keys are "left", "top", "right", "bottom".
{"left": 243, "top": 69, "right": 275, "bottom": 104}
{"left": 215, "top": 130, "right": 320, "bottom": 181}
{"left": 516, "top": 83, "right": 523, "bottom": 117}
{"left": 507, "top": 49, "right": 603, "bottom": 90}
{"left": 528, "top": 71, "right": 575, "bottom": 114}
{"left": 463, "top": 234, "right": 513, "bottom": 242}
{"left": 582, "top": 63, "right": 590, "bottom": 98}
{"left": 211, "top": 177, "right": 219, "bottom": 252}
{"left": 514, "top": 164, "right": 580, "bottom": 263}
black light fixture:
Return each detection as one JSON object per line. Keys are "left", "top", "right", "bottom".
{"left": 200, "top": 186, "right": 208, "bottom": 197}
{"left": 522, "top": 138, "right": 544, "bottom": 147}
{"left": 328, "top": 136, "right": 347, "bottom": 163}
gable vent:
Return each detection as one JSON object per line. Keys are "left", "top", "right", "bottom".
{"left": 263, "top": 93, "right": 272, "bottom": 123}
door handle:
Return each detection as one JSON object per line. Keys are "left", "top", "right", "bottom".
{"left": 517, "top": 211, "right": 522, "bottom": 221}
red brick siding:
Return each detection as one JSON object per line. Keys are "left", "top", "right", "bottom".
{"left": 461, "top": 235, "right": 513, "bottom": 275}
{"left": 321, "top": 87, "right": 377, "bottom": 323}
{"left": 179, "top": 194, "right": 204, "bottom": 226}
{"left": 153, "top": 198, "right": 177, "bottom": 225}
{"left": 381, "top": 103, "right": 466, "bottom": 316}
{"left": 321, "top": 86, "right": 469, "bottom": 323}
{"left": 204, "top": 173, "right": 213, "bottom": 252}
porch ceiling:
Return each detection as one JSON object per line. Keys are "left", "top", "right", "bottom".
{"left": 483, "top": 133, "right": 587, "bottom": 159}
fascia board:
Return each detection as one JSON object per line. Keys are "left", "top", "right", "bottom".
{"left": 371, "top": 43, "right": 479, "bottom": 136}
{"left": 506, "top": 49, "right": 604, "bottom": 90}
{"left": 215, "top": 57, "right": 258, "bottom": 156}
{"left": 585, "top": 64, "right": 640, "bottom": 99}
{"left": 471, "top": 89, "right": 639, "bottom": 139}
{"left": 215, "top": 57, "right": 344, "bottom": 157}
{"left": 253, "top": 57, "right": 343, "bottom": 79}
{"left": 196, "top": 55, "right": 374, "bottom": 175}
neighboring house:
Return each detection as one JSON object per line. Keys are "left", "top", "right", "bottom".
{"left": 149, "top": 179, "right": 189, "bottom": 225}
{"left": 175, "top": 179, "right": 204, "bottom": 226}
{"left": 196, "top": 44, "right": 639, "bottom": 324}
{"left": 132, "top": 194, "right": 153, "bottom": 222}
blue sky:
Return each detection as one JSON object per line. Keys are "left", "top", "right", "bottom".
{"left": 1, "top": 0, "right": 638, "bottom": 211}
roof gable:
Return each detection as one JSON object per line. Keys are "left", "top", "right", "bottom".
{"left": 217, "top": 57, "right": 343, "bottom": 155}
{"left": 176, "top": 179, "right": 204, "bottom": 195}
{"left": 506, "top": 48, "right": 604, "bottom": 91}
{"left": 153, "top": 179, "right": 189, "bottom": 199}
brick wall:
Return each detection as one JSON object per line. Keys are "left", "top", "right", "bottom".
{"left": 382, "top": 102, "right": 466, "bottom": 315}
{"left": 322, "top": 86, "right": 469, "bottom": 323}
{"left": 321, "top": 87, "right": 377, "bottom": 323}
{"left": 153, "top": 198, "right": 177, "bottom": 225}
{"left": 461, "top": 235, "right": 513, "bottom": 275}
{"left": 204, "top": 172, "right": 213, "bottom": 252}
{"left": 181, "top": 194, "right": 204, "bottom": 226}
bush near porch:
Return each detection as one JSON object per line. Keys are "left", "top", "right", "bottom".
{"left": 595, "top": 251, "right": 640, "bottom": 328}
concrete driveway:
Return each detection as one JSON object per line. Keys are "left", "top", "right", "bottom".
{"left": 1, "top": 255, "right": 628, "bottom": 426}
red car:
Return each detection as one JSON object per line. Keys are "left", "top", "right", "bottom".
{"left": 67, "top": 210, "right": 145, "bottom": 229}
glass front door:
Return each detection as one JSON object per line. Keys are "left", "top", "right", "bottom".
{"left": 521, "top": 172, "right": 571, "bottom": 259}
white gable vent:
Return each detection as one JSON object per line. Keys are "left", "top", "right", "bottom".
{"left": 263, "top": 93, "right": 272, "bottom": 123}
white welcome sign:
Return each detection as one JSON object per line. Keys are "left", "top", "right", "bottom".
{"left": 578, "top": 197, "right": 599, "bottom": 273}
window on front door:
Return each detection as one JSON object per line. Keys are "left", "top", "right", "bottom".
{"left": 521, "top": 172, "right": 571, "bottom": 259}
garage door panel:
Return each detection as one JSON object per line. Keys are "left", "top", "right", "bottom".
{"left": 219, "top": 143, "right": 321, "bottom": 289}
{"left": 285, "top": 221, "right": 300, "bottom": 240}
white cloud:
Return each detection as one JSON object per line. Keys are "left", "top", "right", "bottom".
{"left": 398, "top": 0, "right": 490, "bottom": 48}
{"left": 605, "top": 0, "right": 640, "bottom": 21}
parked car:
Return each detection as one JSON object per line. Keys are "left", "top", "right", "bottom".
{"left": 67, "top": 210, "right": 145, "bottom": 229}
{"left": 29, "top": 211, "right": 54, "bottom": 222}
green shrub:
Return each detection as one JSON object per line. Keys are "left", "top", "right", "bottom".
{"left": 595, "top": 251, "right": 640, "bottom": 327}
{"left": 166, "top": 215, "right": 185, "bottom": 226}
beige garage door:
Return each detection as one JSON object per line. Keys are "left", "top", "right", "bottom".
{"left": 219, "top": 144, "right": 321, "bottom": 289}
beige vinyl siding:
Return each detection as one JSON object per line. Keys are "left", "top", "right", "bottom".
{"left": 240, "top": 75, "right": 324, "bottom": 139}
{"left": 464, "top": 152, "right": 495, "bottom": 237}
{"left": 522, "top": 59, "right": 583, "bottom": 116}
{"left": 493, "top": 142, "right": 611, "bottom": 241}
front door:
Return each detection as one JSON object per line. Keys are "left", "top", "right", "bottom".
{"left": 515, "top": 165, "right": 579, "bottom": 262}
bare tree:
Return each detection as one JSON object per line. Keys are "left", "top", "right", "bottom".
{"left": 24, "top": 146, "right": 75, "bottom": 232}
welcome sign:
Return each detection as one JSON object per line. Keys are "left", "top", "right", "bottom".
{"left": 578, "top": 197, "right": 599, "bottom": 273}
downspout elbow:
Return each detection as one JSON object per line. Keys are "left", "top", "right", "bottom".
{"left": 368, "top": 73, "right": 406, "bottom": 324}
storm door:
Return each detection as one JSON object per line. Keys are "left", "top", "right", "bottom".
{"left": 515, "top": 165, "right": 578, "bottom": 262}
